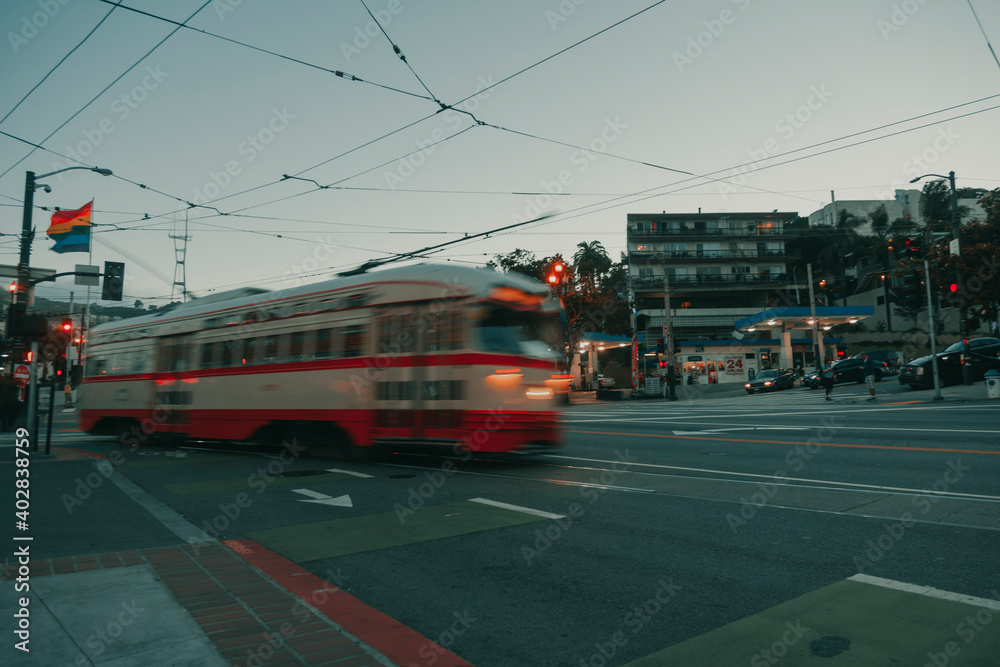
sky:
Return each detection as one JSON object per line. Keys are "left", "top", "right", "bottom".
{"left": 2, "top": 0, "right": 999, "bottom": 307}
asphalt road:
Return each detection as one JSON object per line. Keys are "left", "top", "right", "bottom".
{"left": 6, "top": 382, "right": 1000, "bottom": 666}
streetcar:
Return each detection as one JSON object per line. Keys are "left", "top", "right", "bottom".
{"left": 78, "top": 264, "right": 565, "bottom": 455}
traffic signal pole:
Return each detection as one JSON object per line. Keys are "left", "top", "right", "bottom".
{"left": 924, "top": 257, "right": 943, "bottom": 401}
{"left": 662, "top": 272, "right": 678, "bottom": 401}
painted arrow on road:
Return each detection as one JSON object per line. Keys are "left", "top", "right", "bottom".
{"left": 293, "top": 489, "right": 353, "bottom": 507}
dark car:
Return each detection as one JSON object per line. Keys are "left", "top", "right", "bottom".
{"left": 852, "top": 349, "right": 900, "bottom": 374}
{"left": 898, "top": 337, "right": 1000, "bottom": 388}
{"left": 744, "top": 369, "right": 796, "bottom": 394}
{"left": 803, "top": 358, "right": 890, "bottom": 388}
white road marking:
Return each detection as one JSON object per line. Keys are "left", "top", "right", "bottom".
{"left": 326, "top": 468, "right": 373, "bottom": 478}
{"left": 469, "top": 497, "right": 565, "bottom": 520}
{"left": 293, "top": 488, "right": 353, "bottom": 507}
{"left": 849, "top": 574, "right": 1000, "bottom": 609}
{"left": 671, "top": 427, "right": 809, "bottom": 435}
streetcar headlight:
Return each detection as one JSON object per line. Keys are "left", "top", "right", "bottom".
{"left": 486, "top": 368, "right": 523, "bottom": 389}
{"left": 526, "top": 386, "right": 554, "bottom": 400}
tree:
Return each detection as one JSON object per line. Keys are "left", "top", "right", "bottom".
{"left": 919, "top": 179, "right": 971, "bottom": 228}
{"left": 486, "top": 249, "right": 546, "bottom": 282}
{"left": 573, "top": 240, "right": 612, "bottom": 288}
{"left": 927, "top": 189, "right": 1000, "bottom": 330}
{"left": 133, "top": 299, "right": 144, "bottom": 310}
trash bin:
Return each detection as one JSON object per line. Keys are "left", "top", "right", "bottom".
{"left": 986, "top": 370, "right": 1000, "bottom": 399}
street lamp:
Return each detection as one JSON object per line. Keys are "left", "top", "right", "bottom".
{"left": 910, "top": 170, "right": 968, "bottom": 385}
{"left": 16, "top": 166, "right": 112, "bottom": 452}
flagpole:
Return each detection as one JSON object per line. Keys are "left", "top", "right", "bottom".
{"left": 80, "top": 199, "right": 93, "bottom": 378}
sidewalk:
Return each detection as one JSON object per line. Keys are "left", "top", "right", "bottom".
{"left": 1, "top": 449, "right": 474, "bottom": 667}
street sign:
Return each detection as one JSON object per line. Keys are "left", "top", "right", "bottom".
{"left": 949, "top": 238, "right": 959, "bottom": 256}
{"left": 75, "top": 264, "right": 100, "bottom": 286}
{"left": 14, "top": 364, "right": 30, "bottom": 386}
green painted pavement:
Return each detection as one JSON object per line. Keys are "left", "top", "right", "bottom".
{"left": 164, "top": 471, "right": 360, "bottom": 496}
{"left": 245, "top": 500, "right": 549, "bottom": 561}
{"left": 625, "top": 578, "right": 1000, "bottom": 666}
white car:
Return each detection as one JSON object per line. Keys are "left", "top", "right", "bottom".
{"left": 597, "top": 374, "right": 615, "bottom": 388}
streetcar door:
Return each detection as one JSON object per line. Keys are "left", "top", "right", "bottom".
{"left": 153, "top": 334, "right": 195, "bottom": 436}
{"left": 373, "top": 309, "right": 427, "bottom": 443}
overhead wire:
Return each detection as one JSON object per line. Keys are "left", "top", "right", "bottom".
{"left": 0, "top": 2, "right": 122, "bottom": 128}
{"left": 966, "top": 0, "right": 1000, "bottom": 73}
{"left": 0, "top": 0, "right": 213, "bottom": 185}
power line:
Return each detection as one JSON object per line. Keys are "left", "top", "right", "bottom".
{"left": 358, "top": 0, "right": 442, "bottom": 105}
{"left": 0, "top": 2, "right": 122, "bottom": 127}
{"left": 966, "top": 0, "right": 1000, "bottom": 74}
{"left": 93, "top": 0, "right": 435, "bottom": 102}
{"left": 0, "top": 0, "right": 213, "bottom": 185}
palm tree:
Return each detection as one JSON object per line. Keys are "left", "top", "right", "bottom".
{"left": 573, "top": 240, "right": 611, "bottom": 287}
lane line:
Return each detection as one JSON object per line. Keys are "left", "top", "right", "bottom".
{"left": 546, "top": 455, "right": 1000, "bottom": 502}
{"left": 849, "top": 574, "right": 1000, "bottom": 609}
{"left": 469, "top": 497, "right": 565, "bottom": 519}
{"left": 567, "top": 429, "right": 1000, "bottom": 452}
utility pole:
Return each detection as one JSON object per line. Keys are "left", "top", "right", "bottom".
{"left": 662, "top": 272, "right": 677, "bottom": 401}
{"left": 807, "top": 263, "right": 824, "bottom": 369}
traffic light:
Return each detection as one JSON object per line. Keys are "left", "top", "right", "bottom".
{"left": 902, "top": 271, "right": 922, "bottom": 306}
{"left": 546, "top": 261, "right": 564, "bottom": 287}
{"left": 903, "top": 236, "right": 922, "bottom": 260}
{"left": 836, "top": 345, "right": 847, "bottom": 359}
{"left": 656, "top": 338, "right": 665, "bottom": 354}
{"left": 61, "top": 318, "right": 73, "bottom": 333}
{"left": 102, "top": 261, "right": 125, "bottom": 301}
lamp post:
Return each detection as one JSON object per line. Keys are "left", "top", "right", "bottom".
{"left": 910, "top": 171, "right": 968, "bottom": 384}
{"left": 17, "top": 166, "right": 112, "bottom": 451}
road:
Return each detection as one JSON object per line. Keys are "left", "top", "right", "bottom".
{"left": 7, "top": 380, "right": 1000, "bottom": 666}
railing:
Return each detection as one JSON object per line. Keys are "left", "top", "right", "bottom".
{"left": 629, "top": 249, "right": 796, "bottom": 260}
{"left": 628, "top": 227, "right": 789, "bottom": 237}
{"left": 630, "top": 274, "right": 790, "bottom": 288}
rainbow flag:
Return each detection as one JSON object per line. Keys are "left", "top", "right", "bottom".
{"left": 47, "top": 201, "right": 92, "bottom": 253}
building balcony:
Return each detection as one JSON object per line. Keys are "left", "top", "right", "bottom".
{"left": 628, "top": 249, "right": 798, "bottom": 261}
{"left": 627, "top": 226, "right": 792, "bottom": 239}
{"left": 630, "top": 273, "right": 791, "bottom": 290}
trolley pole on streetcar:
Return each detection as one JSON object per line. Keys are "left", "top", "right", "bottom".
{"left": 662, "top": 273, "right": 678, "bottom": 401}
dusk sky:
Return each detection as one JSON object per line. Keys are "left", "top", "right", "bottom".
{"left": 2, "top": 0, "right": 999, "bottom": 306}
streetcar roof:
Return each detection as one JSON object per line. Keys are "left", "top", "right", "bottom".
{"left": 89, "top": 264, "right": 550, "bottom": 336}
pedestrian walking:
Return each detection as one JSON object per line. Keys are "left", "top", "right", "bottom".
{"left": 861, "top": 352, "right": 878, "bottom": 401}
{"left": 820, "top": 357, "right": 835, "bottom": 400}
{"left": 64, "top": 382, "right": 73, "bottom": 408}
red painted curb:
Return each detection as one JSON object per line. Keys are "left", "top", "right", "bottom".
{"left": 222, "top": 539, "right": 475, "bottom": 667}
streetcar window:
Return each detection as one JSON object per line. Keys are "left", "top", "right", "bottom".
{"left": 477, "top": 308, "right": 560, "bottom": 357}
{"left": 88, "top": 357, "right": 106, "bottom": 376}
{"left": 262, "top": 335, "right": 279, "bottom": 363}
{"left": 242, "top": 338, "right": 256, "bottom": 365}
{"left": 315, "top": 329, "right": 334, "bottom": 358}
{"left": 342, "top": 325, "right": 366, "bottom": 358}
{"left": 200, "top": 342, "right": 215, "bottom": 369}
{"left": 221, "top": 340, "right": 235, "bottom": 367}
{"left": 427, "top": 311, "right": 463, "bottom": 351}
{"left": 158, "top": 343, "right": 190, "bottom": 372}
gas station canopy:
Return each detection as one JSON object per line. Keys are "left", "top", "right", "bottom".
{"left": 734, "top": 306, "right": 875, "bottom": 333}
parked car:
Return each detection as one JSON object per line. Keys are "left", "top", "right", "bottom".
{"left": 898, "top": 337, "right": 1000, "bottom": 388}
{"left": 744, "top": 369, "right": 796, "bottom": 394}
{"left": 597, "top": 374, "right": 615, "bottom": 389}
{"left": 852, "top": 349, "right": 900, "bottom": 374}
{"left": 803, "top": 357, "right": 890, "bottom": 387}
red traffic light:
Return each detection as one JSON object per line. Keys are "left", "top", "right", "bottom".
{"left": 61, "top": 319, "right": 73, "bottom": 332}
{"left": 949, "top": 284, "right": 958, "bottom": 293}
{"left": 547, "top": 274, "right": 558, "bottom": 285}
{"left": 553, "top": 263, "right": 564, "bottom": 273}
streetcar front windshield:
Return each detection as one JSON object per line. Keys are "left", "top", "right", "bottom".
{"left": 477, "top": 307, "right": 561, "bottom": 359}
